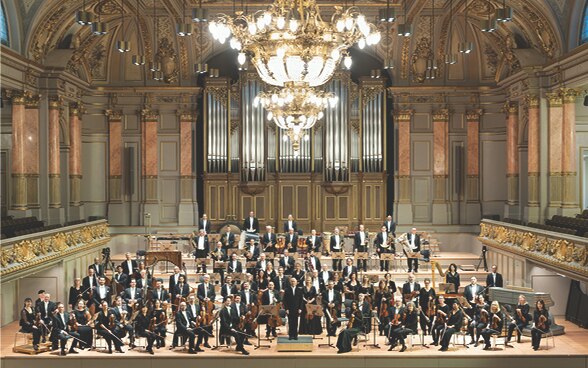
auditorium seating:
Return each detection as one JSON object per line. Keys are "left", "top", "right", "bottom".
{"left": 500, "top": 213, "right": 588, "bottom": 238}
{"left": 0, "top": 216, "right": 88, "bottom": 239}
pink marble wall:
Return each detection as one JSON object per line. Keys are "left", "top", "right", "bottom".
{"left": 11, "top": 102, "right": 25, "bottom": 175}
{"left": 527, "top": 106, "right": 540, "bottom": 173}
{"left": 433, "top": 120, "right": 447, "bottom": 176}
{"left": 548, "top": 105, "right": 563, "bottom": 174}
{"left": 48, "top": 105, "right": 60, "bottom": 175}
{"left": 109, "top": 120, "right": 122, "bottom": 176}
{"left": 180, "top": 120, "right": 193, "bottom": 176}
{"left": 562, "top": 101, "right": 576, "bottom": 172}
{"left": 467, "top": 120, "right": 479, "bottom": 176}
{"left": 24, "top": 107, "right": 39, "bottom": 174}
{"left": 506, "top": 110, "right": 519, "bottom": 175}
{"left": 69, "top": 112, "right": 82, "bottom": 176}
{"left": 144, "top": 120, "right": 158, "bottom": 176}
{"left": 398, "top": 120, "right": 410, "bottom": 176}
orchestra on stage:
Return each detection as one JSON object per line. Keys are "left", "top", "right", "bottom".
{"left": 18, "top": 213, "right": 555, "bottom": 356}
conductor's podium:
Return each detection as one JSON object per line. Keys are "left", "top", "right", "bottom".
{"left": 276, "top": 336, "right": 313, "bottom": 352}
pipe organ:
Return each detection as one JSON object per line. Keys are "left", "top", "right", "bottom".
{"left": 203, "top": 71, "right": 389, "bottom": 231}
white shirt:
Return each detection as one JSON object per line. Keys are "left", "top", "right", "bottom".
{"left": 291, "top": 287, "right": 296, "bottom": 295}
{"left": 311, "top": 257, "right": 317, "bottom": 269}
{"left": 99, "top": 285, "right": 106, "bottom": 298}
{"left": 244, "top": 291, "right": 250, "bottom": 304}
{"left": 190, "top": 304, "right": 197, "bottom": 316}
{"left": 44, "top": 301, "right": 49, "bottom": 316}
{"left": 311, "top": 236, "right": 316, "bottom": 245}
{"left": 328, "top": 289, "right": 334, "bottom": 302}
{"left": 89, "top": 277, "right": 94, "bottom": 287}
{"left": 157, "top": 289, "right": 162, "bottom": 299}
{"left": 174, "top": 274, "right": 179, "bottom": 284}
{"left": 248, "top": 218, "right": 255, "bottom": 231}
{"left": 409, "top": 282, "right": 415, "bottom": 292}
{"left": 204, "top": 284, "right": 209, "bottom": 296}
{"left": 382, "top": 232, "right": 387, "bottom": 244}
{"left": 360, "top": 232, "right": 365, "bottom": 244}
{"left": 226, "top": 232, "right": 231, "bottom": 245}
{"left": 347, "top": 266, "right": 353, "bottom": 274}
{"left": 127, "top": 260, "right": 133, "bottom": 272}
{"left": 130, "top": 287, "right": 136, "bottom": 296}
{"left": 60, "top": 313, "right": 65, "bottom": 326}
{"left": 232, "top": 260, "right": 237, "bottom": 270}
{"left": 288, "top": 220, "right": 293, "bottom": 230}
{"left": 410, "top": 234, "right": 416, "bottom": 250}
{"left": 235, "top": 303, "right": 241, "bottom": 317}
{"left": 182, "top": 311, "right": 189, "bottom": 323}
{"left": 249, "top": 244, "right": 255, "bottom": 254}
{"left": 261, "top": 260, "right": 266, "bottom": 270}
{"left": 492, "top": 273, "right": 497, "bottom": 283}
{"left": 198, "top": 236, "right": 205, "bottom": 250}
{"left": 269, "top": 292, "right": 274, "bottom": 304}
{"left": 202, "top": 220, "right": 207, "bottom": 229}
{"left": 322, "top": 272, "right": 329, "bottom": 283}
{"left": 313, "top": 278, "right": 320, "bottom": 290}
{"left": 333, "top": 235, "right": 340, "bottom": 249}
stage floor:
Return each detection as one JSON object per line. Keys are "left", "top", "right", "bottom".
{"left": 2, "top": 319, "right": 587, "bottom": 365}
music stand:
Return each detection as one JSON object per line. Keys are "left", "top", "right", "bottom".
{"left": 214, "top": 261, "right": 227, "bottom": 271}
{"left": 368, "top": 274, "right": 380, "bottom": 283}
{"left": 439, "top": 283, "right": 456, "bottom": 294}
{"left": 305, "top": 304, "right": 324, "bottom": 340}
{"left": 246, "top": 261, "right": 257, "bottom": 270}
{"left": 264, "top": 252, "right": 275, "bottom": 260}
{"left": 230, "top": 249, "right": 244, "bottom": 257}
{"left": 255, "top": 305, "right": 276, "bottom": 349}
{"left": 381, "top": 253, "right": 396, "bottom": 272}
{"left": 318, "top": 308, "right": 337, "bottom": 348}
{"left": 364, "top": 311, "right": 381, "bottom": 348}
{"left": 331, "top": 252, "right": 345, "bottom": 260}
{"left": 196, "top": 258, "right": 209, "bottom": 273}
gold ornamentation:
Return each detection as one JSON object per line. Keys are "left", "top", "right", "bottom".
{"left": 396, "top": 110, "right": 414, "bottom": 122}
{"left": 156, "top": 38, "right": 179, "bottom": 84}
{"left": 466, "top": 109, "right": 483, "bottom": 122}
{"left": 432, "top": 109, "right": 449, "bottom": 122}
{"left": 560, "top": 88, "right": 580, "bottom": 104}
{"left": 411, "top": 37, "right": 433, "bottom": 84}
{"left": 525, "top": 94, "right": 539, "bottom": 108}
{"left": 522, "top": 4, "right": 558, "bottom": 58}
{"left": 141, "top": 109, "right": 159, "bottom": 122}
{"left": 105, "top": 110, "right": 123, "bottom": 121}
{"left": 545, "top": 92, "right": 562, "bottom": 107}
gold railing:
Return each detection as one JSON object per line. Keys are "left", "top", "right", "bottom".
{"left": 0, "top": 220, "right": 110, "bottom": 277}
{"left": 479, "top": 220, "right": 588, "bottom": 282}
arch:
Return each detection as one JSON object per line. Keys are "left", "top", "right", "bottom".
{"left": 0, "top": 2, "right": 9, "bottom": 46}
{"left": 581, "top": 2, "right": 588, "bottom": 45}
{"left": 1, "top": 0, "right": 21, "bottom": 52}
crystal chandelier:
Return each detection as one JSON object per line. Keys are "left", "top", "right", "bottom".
{"left": 254, "top": 83, "right": 338, "bottom": 153}
{"left": 208, "top": 0, "right": 381, "bottom": 88}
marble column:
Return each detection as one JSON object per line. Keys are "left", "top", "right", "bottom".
{"left": 24, "top": 94, "right": 40, "bottom": 211}
{"left": 546, "top": 92, "right": 563, "bottom": 216}
{"left": 395, "top": 110, "right": 413, "bottom": 224}
{"left": 108, "top": 110, "right": 123, "bottom": 203}
{"left": 69, "top": 103, "right": 84, "bottom": 219}
{"left": 465, "top": 110, "right": 482, "bottom": 223}
{"left": 141, "top": 109, "right": 159, "bottom": 224}
{"left": 10, "top": 92, "right": 27, "bottom": 211}
{"left": 178, "top": 112, "right": 196, "bottom": 225}
{"left": 505, "top": 102, "right": 520, "bottom": 219}
{"left": 561, "top": 88, "right": 580, "bottom": 214}
{"left": 525, "top": 95, "right": 541, "bottom": 222}
{"left": 48, "top": 98, "right": 61, "bottom": 208}
{"left": 432, "top": 109, "right": 451, "bottom": 224}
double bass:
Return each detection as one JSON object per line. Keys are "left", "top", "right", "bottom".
{"left": 268, "top": 302, "right": 284, "bottom": 328}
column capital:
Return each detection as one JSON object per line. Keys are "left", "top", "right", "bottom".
{"left": 178, "top": 111, "right": 195, "bottom": 122}
{"left": 105, "top": 109, "right": 124, "bottom": 122}
{"left": 559, "top": 88, "right": 580, "bottom": 104}
{"left": 395, "top": 109, "right": 414, "bottom": 122}
{"left": 5, "top": 90, "right": 26, "bottom": 105}
{"left": 545, "top": 92, "right": 562, "bottom": 107}
{"left": 141, "top": 109, "right": 159, "bottom": 121}
{"left": 432, "top": 109, "right": 449, "bottom": 122}
{"left": 504, "top": 101, "right": 518, "bottom": 115}
{"left": 466, "top": 109, "right": 483, "bottom": 122}
{"left": 524, "top": 94, "right": 540, "bottom": 108}
{"left": 24, "top": 92, "right": 41, "bottom": 109}
{"left": 48, "top": 96, "right": 63, "bottom": 109}
{"left": 69, "top": 102, "right": 82, "bottom": 117}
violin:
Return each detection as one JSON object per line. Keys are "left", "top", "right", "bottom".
{"left": 148, "top": 316, "right": 156, "bottom": 332}
{"left": 379, "top": 291, "right": 389, "bottom": 319}
{"left": 108, "top": 313, "right": 116, "bottom": 329}
{"left": 328, "top": 304, "right": 339, "bottom": 325}
{"left": 347, "top": 311, "right": 356, "bottom": 329}
{"left": 491, "top": 313, "right": 501, "bottom": 330}
{"left": 35, "top": 312, "right": 43, "bottom": 329}
{"left": 436, "top": 309, "right": 447, "bottom": 324}
{"left": 68, "top": 314, "right": 79, "bottom": 332}
{"left": 201, "top": 300, "right": 215, "bottom": 326}
{"left": 390, "top": 312, "right": 402, "bottom": 326}
{"left": 245, "top": 304, "right": 258, "bottom": 331}
{"left": 427, "top": 297, "right": 437, "bottom": 318}
{"left": 268, "top": 302, "right": 284, "bottom": 328}
{"left": 537, "top": 314, "right": 548, "bottom": 330}
{"left": 480, "top": 309, "right": 489, "bottom": 324}
{"left": 516, "top": 308, "right": 526, "bottom": 323}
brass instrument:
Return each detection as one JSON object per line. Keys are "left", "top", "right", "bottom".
{"left": 380, "top": 232, "right": 394, "bottom": 249}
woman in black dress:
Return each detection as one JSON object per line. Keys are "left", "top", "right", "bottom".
{"left": 358, "top": 275, "right": 374, "bottom": 300}
{"left": 134, "top": 304, "right": 155, "bottom": 354}
{"left": 299, "top": 277, "right": 322, "bottom": 335}
{"left": 345, "top": 273, "right": 360, "bottom": 299}
{"left": 68, "top": 277, "right": 84, "bottom": 310}
{"left": 332, "top": 272, "right": 345, "bottom": 294}
{"left": 531, "top": 299, "right": 551, "bottom": 351}
{"left": 445, "top": 263, "right": 460, "bottom": 293}
{"left": 152, "top": 299, "right": 167, "bottom": 348}
{"left": 257, "top": 269, "right": 269, "bottom": 292}
{"left": 291, "top": 263, "right": 306, "bottom": 283}
{"left": 384, "top": 273, "right": 397, "bottom": 294}
{"left": 418, "top": 278, "right": 436, "bottom": 335}
{"left": 265, "top": 262, "right": 277, "bottom": 283}
{"left": 19, "top": 298, "right": 41, "bottom": 351}
{"left": 72, "top": 300, "right": 93, "bottom": 349}
{"left": 336, "top": 301, "right": 363, "bottom": 353}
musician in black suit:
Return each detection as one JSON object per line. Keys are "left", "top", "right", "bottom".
{"left": 121, "top": 252, "right": 138, "bottom": 277}
{"left": 383, "top": 215, "right": 397, "bottom": 236}
{"left": 283, "top": 277, "right": 303, "bottom": 340}
{"left": 174, "top": 302, "right": 197, "bottom": 353}
{"left": 322, "top": 281, "right": 342, "bottom": 336}
{"left": 136, "top": 269, "right": 152, "bottom": 290}
{"left": 283, "top": 214, "right": 298, "bottom": 233}
{"left": 506, "top": 295, "right": 531, "bottom": 344}
{"left": 50, "top": 302, "right": 80, "bottom": 355}
{"left": 211, "top": 241, "right": 227, "bottom": 283}
{"left": 262, "top": 225, "right": 278, "bottom": 252}
{"left": 239, "top": 282, "right": 257, "bottom": 306}
{"left": 261, "top": 282, "right": 281, "bottom": 337}
{"left": 306, "top": 229, "right": 322, "bottom": 253}
{"left": 405, "top": 228, "right": 421, "bottom": 273}
{"left": 220, "top": 275, "right": 239, "bottom": 300}
{"left": 401, "top": 273, "right": 421, "bottom": 303}
{"left": 318, "top": 264, "right": 333, "bottom": 292}
{"left": 197, "top": 274, "right": 216, "bottom": 303}
{"left": 220, "top": 296, "right": 249, "bottom": 355}
{"left": 92, "top": 276, "right": 111, "bottom": 307}
{"left": 305, "top": 249, "right": 320, "bottom": 273}
{"left": 151, "top": 279, "right": 169, "bottom": 302}
{"left": 353, "top": 224, "right": 369, "bottom": 272}
{"left": 82, "top": 268, "right": 98, "bottom": 291}
{"left": 168, "top": 266, "right": 184, "bottom": 311}
{"left": 90, "top": 257, "right": 105, "bottom": 277}
{"left": 342, "top": 258, "right": 358, "bottom": 280}
{"left": 220, "top": 227, "right": 236, "bottom": 249}
{"left": 374, "top": 226, "right": 393, "bottom": 272}
{"left": 279, "top": 249, "right": 295, "bottom": 275}
{"left": 123, "top": 279, "right": 142, "bottom": 306}
{"left": 273, "top": 267, "right": 289, "bottom": 291}
{"left": 285, "top": 228, "right": 298, "bottom": 253}
{"left": 111, "top": 296, "right": 135, "bottom": 347}
{"left": 330, "top": 228, "right": 344, "bottom": 271}
{"left": 192, "top": 229, "right": 209, "bottom": 273}
{"left": 464, "top": 276, "right": 485, "bottom": 304}
{"left": 174, "top": 275, "right": 190, "bottom": 303}
{"left": 113, "top": 265, "right": 129, "bottom": 289}
{"left": 243, "top": 211, "right": 260, "bottom": 234}
{"left": 227, "top": 253, "right": 243, "bottom": 273}
{"left": 95, "top": 301, "right": 124, "bottom": 353}
{"left": 486, "top": 264, "right": 504, "bottom": 288}
{"left": 199, "top": 213, "right": 211, "bottom": 234}
{"left": 439, "top": 302, "right": 464, "bottom": 351}
{"left": 36, "top": 293, "right": 56, "bottom": 332}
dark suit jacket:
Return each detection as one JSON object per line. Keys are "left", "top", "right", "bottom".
{"left": 168, "top": 273, "right": 184, "bottom": 294}
{"left": 92, "top": 285, "right": 111, "bottom": 306}
{"left": 220, "top": 283, "right": 239, "bottom": 299}
{"left": 285, "top": 233, "right": 298, "bottom": 251}
{"left": 136, "top": 277, "right": 152, "bottom": 290}
{"left": 123, "top": 287, "right": 142, "bottom": 304}
{"left": 401, "top": 282, "right": 421, "bottom": 295}
{"left": 82, "top": 275, "right": 98, "bottom": 290}
{"left": 199, "top": 219, "right": 212, "bottom": 234}
{"left": 220, "top": 232, "right": 235, "bottom": 248}
{"left": 305, "top": 256, "right": 321, "bottom": 272}
{"left": 318, "top": 271, "right": 333, "bottom": 290}
{"left": 243, "top": 217, "right": 260, "bottom": 233}
{"left": 342, "top": 265, "right": 358, "bottom": 279}
{"left": 255, "top": 259, "right": 273, "bottom": 271}
{"left": 383, "top": 220, "right": 397, "bottom": 235}
{"left": 36, "top": 301, "right": 56, "bottom": 319}
{"left": 111, "top": 305, "right": 131, "bottom": 322}
{"left": 272, "top": 275, "right": 289, "bottom": 291}
{"left": 405, "top": 233, "right": 421, "bottom": 252}
{"left": 174, "top": 283, "right": 190, "bottom": 299}
{"left": 329, "top": 235, "right": 343, "bottom": 251}
{"left": 193, "top": 235, "right": 210, "bottom": 254}
{"left": 283, "top": 286, "right": 303, "bottom": 312}
{"left": 375, "top": 232, "right": 395, "bottom": 253}
{"left": 321, "top": 289, "right": 341, "bottom": 307}
{"left": 283, "top": 220, "right": 298, "bottom": 233}
{"left": 306, "top": 235, "right": 322, "bottom": 252}
{"left": 90, "top": 263, "right": 105, "bottom": 277}
{"left": 464, "top": 284, "right": 484, "bottom": 303}
{"left": 279, "top": 256, "right": 295, "bottom": 274}
{"left": 486, "top": 273, "right": 504, "bottom": 288}
{"left": 197, "top": 283, "right": 216, "bottom": 302}
{"left": 175, "top": 310, "right": 192, "bottom": 333}
{"left": 113, "top": 272, "right": 129, "bottom": 288}
{"left": 151, "top": 288, "right": 170, "bottom": 302}
{"left": 262, "top": 233, "right": 278, "bottom": 247}
{"left": 240, "top": 289, "right": 257, "bottom": 305}
{"left": 354, "top": 231, "right": 369, "bottom": 250}
{"left": 261, "top": 289, "right": 281, "bottom": 305}
{"left": 219, "top": 307, "right": 234, "bottom": 334}
{"left": 51, "top": 312, "right": 71, "bottom": 334}
{"left": 121, "top": 259, "right": 138, "bottom": 275}
{"left": 227, "top": 260, "right": 243, "bottom": 273}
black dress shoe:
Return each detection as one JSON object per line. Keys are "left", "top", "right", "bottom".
{"left": 439, "top": 347, "right": 448, "bottom": 352}
{"left": 468, "top": 340, "right": 476, "bottom": 345}
{"left": 241, "top": 349, "right": 250, "bottom": 355}
{"left": 400, "top": 345, "right": 407, "bottom": 352}
{"left": 474, "top": 342, "right": 479, "bottom": 347}
{"left": 337, "top": 350, "right": 344, "bottom": 354}
{"left": 195, "top": 347, "right": 204, "bottom": 352}
{"left": 272, "top": 332, "right": 277, "bottom": 337}
{"left": 33, "top": 344, "right": 39, "bottom": 351}
{"left": 68, "top": 349, "right": 79, "bottom": 354}
{"left": 116, "top": 347, "right": 124, "bottom": 353}
{"left": 244, "top": 340, "right": 252, "bottom": 345}
{"left": 203, "top": 343, "right": 212, "bottom": 348}
{"left": 188, "top": 349, "right": 197, "bottom": 354}
{"left": 483, "top": 345, "right": 490, "bottom": 350}
{"left": 148, "top": 348, "right": 154, "bottom": 355}
{"left": 60, "top": 350, "right": 67, "bottom": 356}
{"left": 387, "top": 346, "right": 394, "bottom": 351}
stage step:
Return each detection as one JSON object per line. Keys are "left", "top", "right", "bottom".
{"left": 12, "top": 342, "right": 51, "bottom": 355}
{"left": 276, "top": 336, "right": 313, "bottom": 352}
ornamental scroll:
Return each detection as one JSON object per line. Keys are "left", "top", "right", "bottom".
{"left": 0, "top": 220, "right": 110, "bottom": 277}
{"left": 478, "top": 220, "right": 588, "bottom": 281}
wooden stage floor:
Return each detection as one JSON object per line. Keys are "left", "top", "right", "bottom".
{"left": 1, "top": 319, "right": 587, "bottom": 368}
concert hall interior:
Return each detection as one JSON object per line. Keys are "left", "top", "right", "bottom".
{"left": 1, "top": 0, "right": 588, "bottom": 367}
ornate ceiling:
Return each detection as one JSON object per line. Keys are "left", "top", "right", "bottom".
{"left": 5, "top": 0, "right": 580, "bottom": 86}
